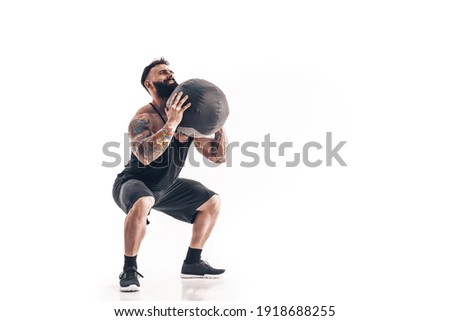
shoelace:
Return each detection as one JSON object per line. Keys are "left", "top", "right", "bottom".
{"left": 199, "top": 260, "right": 210, "bottom": 267}
{"left": 119, "top": 268, "right": 144, "bottom": 279}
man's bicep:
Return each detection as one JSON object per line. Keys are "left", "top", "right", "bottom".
{"left": 128, "top": 115, "right": 153, "bottom": 142}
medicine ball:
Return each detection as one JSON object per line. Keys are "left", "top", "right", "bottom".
{"left": 167, "top": 78, "right": 229, "bottom": 137}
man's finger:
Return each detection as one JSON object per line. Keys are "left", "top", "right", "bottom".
{"left": 180, "top": 102, "right": 191, "bottom": 112}
{"left": 173, "top": 91, "right": 183, "bottom": 105}
{"left": 166, "top": 94, "right": 173, "bottom": 107}
{"left": 178, "top": 94, "right": 189, "bottom": 107}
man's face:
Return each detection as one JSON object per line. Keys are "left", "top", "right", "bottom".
{"left": 147, "top": 64, "right": 178, "bottom": 98}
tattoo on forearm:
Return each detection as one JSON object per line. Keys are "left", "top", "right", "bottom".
{"left": 210, "top": 141, "right": 219, "bottom": 154}
{"left": 131, "top": 126, "right": 174, "bottom": 165}
{"left": 208, "top": 129, "right": 228, "bottom": 161}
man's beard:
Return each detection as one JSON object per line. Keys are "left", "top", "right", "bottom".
{"left": 153, "top": 79, "right": 178, "bottom": 98}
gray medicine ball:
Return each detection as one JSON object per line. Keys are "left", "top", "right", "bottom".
{"left": 167, "top": 78, "right": 229, "bottom": 137}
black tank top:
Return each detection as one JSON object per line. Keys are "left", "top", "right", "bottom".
{"left": 116, "top": 104, "right": 193, "bottom": 191}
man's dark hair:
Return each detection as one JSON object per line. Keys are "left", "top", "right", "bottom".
{"left": 140, "top": 57, "right": 170, "bottom": 91}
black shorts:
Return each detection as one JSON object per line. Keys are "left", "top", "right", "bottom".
{"left": 112, "top": 178, "right": 217, "bottom": 224}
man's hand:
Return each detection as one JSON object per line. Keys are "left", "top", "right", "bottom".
{"left": 165, "top": 91, "right": 191, "bottom": 130}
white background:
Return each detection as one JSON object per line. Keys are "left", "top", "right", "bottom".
{"left": 0, "top": 0, "right": 449, "bottom": 320}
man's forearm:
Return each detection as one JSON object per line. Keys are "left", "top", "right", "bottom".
{"left": 131, "top": 123, "right": 176, "bottom": 166}
{"left": 209, "top": 128, "right": 228, "bottom": 162}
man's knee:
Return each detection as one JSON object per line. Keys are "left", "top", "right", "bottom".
{"left": 198, "top": 194, "right": 221, "bottom": 216}
{"left": 210, "top": 195, "right": 221, "bottom": 214}
{"left": 128, "top": 196, "right": 155, "bottom": 219}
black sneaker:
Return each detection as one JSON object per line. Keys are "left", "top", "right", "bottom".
{"left": 181, "top": 260, "right": 225, "bottom": 279}
{"left": 119, "top": 267, "right": 143, "bottom": 292}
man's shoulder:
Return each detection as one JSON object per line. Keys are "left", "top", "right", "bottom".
{"left": 128, "top": 103, "right": 164, "bottom": 136}
{"left": 134, "top": 103, "right": 159, "bottom": 118}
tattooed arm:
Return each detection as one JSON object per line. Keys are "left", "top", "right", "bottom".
{"left": 193, "top": 127, "right": 228, "bottom": 164}
{"left": 128, "top": 114, "right": 176, "bottom": 166}
{"left": 129, "top": 92, "right": 191, "bottom": 165}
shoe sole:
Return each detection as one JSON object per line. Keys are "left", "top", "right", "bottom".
{"left": 120, "top": 284, "right": 140, "bottom": 292}
{"left": 180, "top": 273, "right": 224, "bottom": 279}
